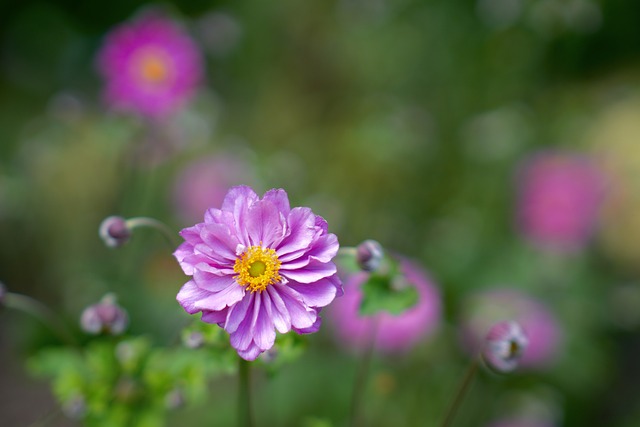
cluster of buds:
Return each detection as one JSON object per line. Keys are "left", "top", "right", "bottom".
{"left": 80, "top": 294, "right": 129, "bottom": 335}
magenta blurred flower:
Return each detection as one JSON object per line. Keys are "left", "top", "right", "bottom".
{"left": 328, "top": 259, "right": 441, "bottom": 353}
{"left": 482, "top": 320, "right": 528, "bottom": 373}
{"left": 97, "top": 11, "right": 203, "bottom": 118}
{"left": 80, "top": 294, "right": 129, "bottom": 335}
{"left": 175, "top": 186, "right": 343, "bottom": 360}
{"left": 516, "top": 151, "right": 604, "bottom": 251}
{"left": 460, "top": 289, "right": 561, "bottom": 369}
{"left": 172, "top": 154, "right": 257, "bottom": 224}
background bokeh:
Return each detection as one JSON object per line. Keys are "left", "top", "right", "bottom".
{"left": 2, "top": 0, "right": 640, "bottom": 426}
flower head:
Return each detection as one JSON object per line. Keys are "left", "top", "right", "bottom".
{"left": 97, "top": 11, "right": 203, "bottom": 118}
{"left": 482, "top": 320, "right": 528, "bottom": 373}
{"left": 460, "top": 289, "right": 562, "bottom": 369}
{"left": 99, "top": 216, "right": 131, "bottom": 248}
{"left": 516, "top": 151, "right": 604, "bottom": 252}
{"left": 328, "top": 259, "right": 441, "bottom": 353}
{"left": 80, "top": 294, "right": 129, "bottom": 335}
{"left": 175, "top": 186, "right": 343, "bottom": 360}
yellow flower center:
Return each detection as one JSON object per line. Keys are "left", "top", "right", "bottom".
{"left": 234, "top": 246, "right": 282, "bottom": 293}
{"left": 133, "top": 48, "right": 171, "bottom": 85}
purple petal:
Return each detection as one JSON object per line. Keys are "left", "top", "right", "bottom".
{"left": 237, "top": 342, "right": 263, "bottom": 361}
{"left": 225, "top": 293, "right": 253, "bottom": 334}
{"left": 251, "top": 293, "right": 276, "bottom": 351}
{"left": 280, "top": 259, "right": 337, "bottom": 283}
{"left": 294, "top": 312, "right": 322, "bottom": 334}
{"left": 306, "top": 233, "right": 339, "bottom": 263}
{"left": 276, "top": 207, "right": 317, "bottom": 260}
{"left": 201, "top": 309, "right": 228, "bottom": 326}
{"left": 288, "top": 274, "right": 341, "bottom": 308}
{"left": 265, "top": 286, "right": 292, "bottom": 333}
{"left": 262, "top": 188, "right": 291, "bottom": 216}
{"left": 199, "top": 222, "right": 240, "bottom": 262}
{"left": 246, "top": 199, "right": 287, "bottom": 248}
{"left": 174, "top": 242, "right": 196, "bottom": 275}
{"left": 194, "top": 283, "right": 245, "bottom": 311}
{"left": 177, "top": 280, "right": 210, "bottom": 314}
{"left": 275, "top": 285, "right": 317, "bottom": 329}
{"left": 193, "top": 270, "right": 237, "bottom": 292}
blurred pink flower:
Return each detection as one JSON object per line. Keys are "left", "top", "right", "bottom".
{"left": 516, "top": 151, "right": 604, "bottom": 252}
{"left": 172, "top": 154, "right": 258, "bottom": 224}
{"left": 460, "top": 289, "right": 562, "bottom": 369}
{"left": 328, "top": 259, "right": 441, "bottom": 353}
{"left": 97, "top": 11, "right": 203, "bottom": 118}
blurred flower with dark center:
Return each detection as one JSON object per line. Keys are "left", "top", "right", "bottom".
{"left": 80, "top": 294, "right": 129, "bottom": 335}
{"left": 96, "top": 10, "right": 203, "bottom": 118}
{"left": 516, "top": 151, "right": 604, "bottom": 252}
{"left": 174, "top": 186, "right": 343, "bottom": 360}
{"left": 328, "top": 259, "right": 441, "bottom": 353}
{"left": 460, "top": 289, "right": 561, "bottom": 369}
{"left": 482, "top": 320, "right": 528, "bottom": 373}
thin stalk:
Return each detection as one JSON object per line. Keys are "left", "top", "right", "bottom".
{"left": 4, "top": 292, "right": 77, "bottom": 347}
{"left": 238, "top": 357, "right": 254, "bottom": 427}
{"left": 349, "top": 320, "right": 379, "bottom": 427}
{"left": 439, "top": 358, "right": 479, "bottom": 427}
{"left": 126, "top": 217, "right": 179, "bottom": 250}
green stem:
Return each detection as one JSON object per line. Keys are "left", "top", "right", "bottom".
{"left": 349, "top": 320, "right": 378, "bottom": 427}
{"left": 4, "top": 292, "right": 77, "bottom": 347}
{"left": 126, "top": 217, "right": 179, "bottom": 250}
{"left": 238, "top": 357, "right": 254, "bottom": 427}
{"left": 439, "top": 358, "right": 479, "bottom": 427}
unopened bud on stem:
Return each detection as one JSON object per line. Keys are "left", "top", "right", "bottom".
{"left": 80, "top": 294, "right": 129, "bottom": 335}
{"left": 99, "top": 216, "right": 131, "bottom": 248}
{"left": 356, "top": 240, "right": 385, "bottom": 272}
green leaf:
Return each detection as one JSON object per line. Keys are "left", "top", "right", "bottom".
{"left": 359, "top": 274, "right": 419, "bottom": 316}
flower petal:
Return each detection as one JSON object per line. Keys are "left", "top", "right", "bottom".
{"left": 265, "top": 286, "right": 292, "bottom": 333}
{"left": 193, "top": 270, "right": 237, "bottom": 292}
{"left": 288, "top": 274, "right": 341, "bottom": 308}
{"left": 262, "top": 188, "right": 291, "bottom": 216}
{"left": 201, "top": 308, "right": 228, "bottom": 326}
{"left": 194, "top": 283, "right": 245, "bottom": 311}
{"left": 280, "top": 259, "right": 337, "bottom": 283}
{"left": 199, "top": 222, "right": 240, "bottom": 262}
{"left": 176, "top": 280, "right": 210, "bottom": 314}
{"left": 275, "top": 286, "right": 317, "bottom": 329}
{"left": 246, "top": 199, "right": 287, "bottom": 248}
{"left": 276, "top": 207, "right": 317, "bottom": 260}
{"left": 237, "top": 342, "right": 263, "bottom": 361}
{"left": 221, "top": 186, "right": 259, "bottom": 246}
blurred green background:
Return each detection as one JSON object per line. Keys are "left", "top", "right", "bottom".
{"left": 2, "top": 0, "right": 640, "bottom": 426}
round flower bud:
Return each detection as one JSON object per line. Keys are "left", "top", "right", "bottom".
{"left": 356, "top": 239, "right": 385, "bottom": 272}
{"left": 165, "top": 388, "right": 186, "bottom": 410}
{"left": 183, "top": 331, "right": 204, "bottom": 349}
{"left": 482, "top": 320, "right": 529, "bottom": 373}
{"left": 99, "top": 216, "right": 131, "bottom": 248}
{"left": 80, "top": 294, "right": 129, "bottom": 335}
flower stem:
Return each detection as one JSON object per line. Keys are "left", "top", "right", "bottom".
{"left": 4, "top": 292, "right": 77, "bottom": 347}
{"left": 238, "top": 357, "right": 254, "bottom": 427}
{"left": 349, "top": 320, "right": 378, "bottom": 427}
{"left": 439, "top": 358, "right": 479, "bottom": 427}
{"left": 125, "top": 217, "right": 179, "bottom": 250}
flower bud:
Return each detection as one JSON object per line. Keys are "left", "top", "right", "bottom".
{"left": 99, "top": 216, "right": 131, "bottom": 248}
{"left": 356, "top": 240, "right": 384, "bottom": 272}
{"left": 80, "top": 294, "right": 129, "bottom": 335}
{"left": 482, "top": 320, "right": 528, "bottom": 373}
{"left": 62, "top": 395, "right": 87, "bottom": 419}
{"left": 183, "top": 331, "right": 204, "bottom": 349}
{"left": 165, "top": 388, "right": 186, "bottom": 410}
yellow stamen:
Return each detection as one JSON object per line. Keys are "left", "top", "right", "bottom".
{"left": 234, "top": 246, "right": 282, "bottom": 293}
